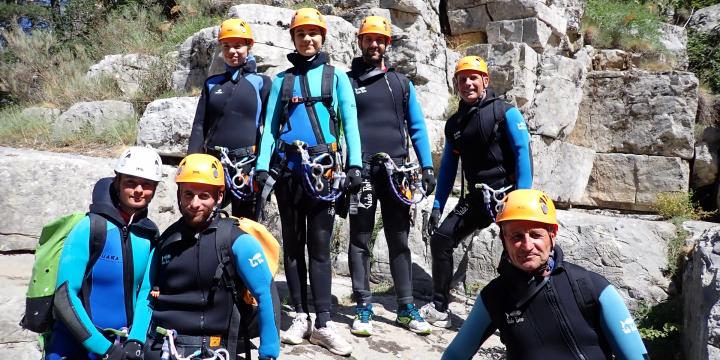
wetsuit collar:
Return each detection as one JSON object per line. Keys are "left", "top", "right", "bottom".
{"left": 161, "top": 213, "right": 222, "bottom": 250}
{"left": 349, "top": 56, "right": 390, "bottom": 82}
{"left": 287, "top": 51, "right": 328, "bottom": 73}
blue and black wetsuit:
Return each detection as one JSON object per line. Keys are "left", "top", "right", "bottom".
{"left": 188, "top": 55, "right": 271, "bottom": 219}
{"left": 431, "top": 90, "right": 532, "bottom": 311}
{"left": 443, "top": 246, "right": 649, "bottom": 360}
{"left": 346, "top": 57, "right": 433, "bottom": 307}
{"left": 46, "top": 177, "right": 158, "bottom": 359}
{"left": 256, "top": 51, "right": 360, "bottom": 328}
{"left": 142, "top": 215, "right": 280, "bottom": 360}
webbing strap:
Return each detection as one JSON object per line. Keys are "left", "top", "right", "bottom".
{"left": 279, "top": 65, "right": 339, "bottom": 143}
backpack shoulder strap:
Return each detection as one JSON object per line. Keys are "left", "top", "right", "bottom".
{"left": 320, "top": 65, "right": 339, "bottom": 138}
{"left": 80, "top": 213, "right": 107, "bottom": 317}
{"left": 280, "top": 68, "right": 296, "bottom": 104}
{"left": 564, "top": 263, "right": 601, "bottom": 330}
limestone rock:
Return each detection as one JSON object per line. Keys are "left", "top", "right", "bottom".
{"left": 683, "top": 224, "right": 720, "bottom": 359}
{"left": 486, "top": 18, "right": 553, "bottom": 53}
{"left": 531, "top": 135, "right": 595, "bottom": 204}
{"left": 569, "top": 70, "right": 698, "bottom": 159}
{"left": 592, "top": 49, "right": 632, "bottom": 71}
{"left": 447, "top": 0, "right": 567, "bottom": 37}
{"left": 693, "top": 127, "right": 720, "bottom": 188}
{"left": 136, "top": 97, "right": 199, "bottom": 157}
{"left": 657, "top": 23, "right": 688, "bottom": 71}
{"left": 579, "top": 153, "right": 690, "bottom": 211}
{"left": 525, "top": 49, "right": 591, "bottom": 140}
{"left": 0, "top": 147, "right": 179, "bottom": 251}
{"left": 86, "top": 54, "right": 159, "bottom": 96}
{"left": 19, "top": 106, "right": 61, "bottom": 123}
{"left": 466, "top": 42, "right": 539, "bottom": 109}
{"left": 688, "top": 3, "right": 720, "bottom": 35}
{"left": 171, "top": 27, "right": 218, "bottom": 92}
{"left": 52, "top": 100, "right": 135, "bottom": 140}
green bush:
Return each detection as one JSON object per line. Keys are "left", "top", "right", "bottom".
{"left": 653, "top": 191, "right": 713, "bottom": 220}
{"left": 633, "top": 298, "right": 682, "bottom": 358}
{"left": 582, "top": 0, "right": 664, "bottom": 52}
{"left": 688, "top": 31, "right": 720, "bottom": 93}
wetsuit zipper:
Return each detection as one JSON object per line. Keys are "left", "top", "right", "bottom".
{"left": 121, "top": 225, "right": 135, "bottom": 327}
{"left": 196, "top": 237, "right": 205, "bottom": 333}
{"left": 546, "top": 281, "right": 586, "bottom": 360}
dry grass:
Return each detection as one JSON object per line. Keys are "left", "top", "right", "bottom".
{"left": 446, "top": 32, "right": 486, "bottom": 51}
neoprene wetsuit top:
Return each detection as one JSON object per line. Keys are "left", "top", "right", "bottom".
{"left": 148, "top": 215, "right": 280, "bottom": 359}
{"left": 443, "top": 246, "right": 649, "bottom": 360}
{"left": 52, "top": 177, "right": 158, "bottom": 355}
{"left": 187, "top": 55, "right": 271, "bottom": 154}
{"left": 434, "top": 91, "right": 532, "bottom": 211}
{"left": 347, "top": 57, "right": 432, "bottom": 168}
{"left": 256, "top": 52, "right": 361, "bottom": 172}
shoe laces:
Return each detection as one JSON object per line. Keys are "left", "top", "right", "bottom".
{"left": 355, "top": 305, "right": 373, "bottom": 322}
{"left": 402, "top": 304, "right": 424, "bottom": 322}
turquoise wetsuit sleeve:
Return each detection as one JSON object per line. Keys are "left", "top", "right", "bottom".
{"left": 442, "top": 293, "right": 494, "bottom": 360}
{"left": 503, "top": 107, "right": 532, "bottom": 189}
{"left": 231, "top": 234, "right": 280, "bottom": 359}
{"left": 598, "top": 285, "right": 649, "bottom": 360}
{"left": 127, "top": 248, "right": 154, "bottom": 343}
{"left": 406, "top": 82, "right": 433, "bottom": 169}
{"left": 433, "top": 139, "right": 459, "bottom": 212}
{"left": 335, "top": 69, "right": 362, "bottom": 168}
{"left": 55, "top": 217, "right": 113, "bottom": 355}
{"left": 256, "top": 74, "right": 284, "bottom": 172}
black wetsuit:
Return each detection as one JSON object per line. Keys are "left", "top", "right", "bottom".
{"left": 346, "top": 57, "right": 434, "bottom": 307}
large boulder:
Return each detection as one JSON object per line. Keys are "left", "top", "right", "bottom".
{"left": 687, "top": 3, "right": 720, "bottom": 35}
{"left": 578, "top": 153, "right": 690, "bottom": 211}
{"left": 52, "top": 101, "right": 135, "bottom": 140}
{"left": 0, "top": 254, "right": 40, "bottom": 359}
{"left": 171, "top": 27, "right": 218, "bottom": 92}
{"left": 86, "top": 54, "right": 159, "bottom": 96}
{"left": 136, "top": 97, "right": 199, "bottom": 157}
{"left": 0, "top": 147, "right": 179, "bottom": 251}
{"left": 683, "top": 224, "right": 720, "bottom": 360}
{"left": 524, "top": 48, "right": 591, "bottom": 140}
{"left": 19, "top": 106, "right": 61, "bottom": 123}
{"left": 446, "top": 0, "right": 568, "bottom": 37}
{"left": 569, "top": 70, "right": 699, "bottom": 160}
{"left": 657, "top": 23, "right": 689, "bottom": 71}
{"left": 486, "top": 18, "right": 553, "bottom": 53}
{"left": 531, "top": 135, "right": 595, "bottom": 204}
{"left": 693, "top": 127, "right": 720, "bottom": 188}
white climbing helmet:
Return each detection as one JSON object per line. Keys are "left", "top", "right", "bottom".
{"left": 114, "top": 146, "right": 163, "bottom": 182}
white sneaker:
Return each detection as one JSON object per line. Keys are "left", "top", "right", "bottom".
{"left": 419, "top": 303, "right": 451, "bottom": 329}
{"left": 281, "top": 312, "right": 312, "bottom": 345}
{"left": 309, "top": 321, "right": 353, "bottom": 356}
{"left": 350, "top": 304, "right": 374, "bottom": 336}
{"left": 396, "top": 304, "right": 432, "bottom": 335}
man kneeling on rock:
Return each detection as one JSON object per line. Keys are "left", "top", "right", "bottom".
{"left": 443, "top": 189, "right": 649, "bottom": 360}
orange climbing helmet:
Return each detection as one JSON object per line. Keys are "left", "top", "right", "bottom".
{"left": 358, "top": 15, "right": 392, "bottom": 44}
{"left": 454, "top": 55, "right": 489, "bottom": 77}
{"left": 218, "top": 18, "right": 254, "bottom": 45}
{"left": 495, "top": 189, "right": 558, "bottom": 231}
{"left": 290, "top": 8, "right": 327, "bottom": 36}
{"left": 175, "top": 154, "right": 225, "bottom": 191}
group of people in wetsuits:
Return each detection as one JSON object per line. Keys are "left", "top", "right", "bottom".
{"left": 40, "top": 7, "right": 651, "bottom": 360}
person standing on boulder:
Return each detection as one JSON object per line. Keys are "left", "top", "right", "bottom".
{"left": 420, "top": 56, "right": 532, "bottom": 327}
{"left": 344, "top": 15, "right": 435, "bottom": 337}
{"left": 45, "top": 146, "right": 163, "bottom": 360}
{"left": 254, "top": 7, "right": 362, "bottom": 356}
{"left": 187, "top": 18, "right": 271, "bottom": 220}
{"left": 443, "top": 189, "right": 649, "bottom": 360}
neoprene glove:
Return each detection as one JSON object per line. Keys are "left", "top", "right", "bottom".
{"left": 346, "top": 167, "right": 363, "bottom": 193}
{"left": 255, "top": 170, "right": 270, "bottom": 192}
{"left": 123, "top": 340, "right": 143, "bottom": 360}
{"left": 428, "top": 208, "right": 441, "bottom": 236}
{"left": 422, "top": 167, "right": 436, "bottom": 195}
{"left": 101, "top": 344, "right": 124, "bottom": 360}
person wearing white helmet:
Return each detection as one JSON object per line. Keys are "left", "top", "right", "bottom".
{"left": 45, "top": 146, "right": 164, "bottom": 360}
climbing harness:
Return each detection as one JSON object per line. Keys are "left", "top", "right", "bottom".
{"left": 284, "top": 140, "right": 346, "bottom": 202}
{"left": 373, "top": 153, "right": 426, "bottom": 206}
{"left": 474, "top": 183, "right": 513, "bottom": 221}
{"left": 155, "top": 327, "right": 231, "bottom": 360}
{"left": 103, "top": 327, "right": 128, "bottom": 346}
{"left": 214, "top": 146, "right": 256, "bottom": 201}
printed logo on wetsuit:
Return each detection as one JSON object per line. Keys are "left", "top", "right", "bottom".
{"left": 214, "top": 88, "right": 224, "bottom": 95}
{"left": 100, "top": 253, "right": 121, "bottom": 263}
{"left": 453, "top": 131, "right": 462, "bottom": 140}
{"left": 620, "top": 317, "right": 638, "bottom": 334}
{"left": 354, "top": 87, "right": 367, "bottom": 95}
{"left": 248, "top": 253, "right": 265, "bottom": 268}
{"left": 161, "top": 254, "right": 172, "bottom": 265}
{"left": 505, "top": 310, "right": 524, "bottom": 325}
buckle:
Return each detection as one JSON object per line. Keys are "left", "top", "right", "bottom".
{"left": 290, "top": 96, "right": 304, "bottom": 103}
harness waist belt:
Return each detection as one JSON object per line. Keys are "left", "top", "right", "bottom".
{"left": 151, "top": 328, "right": 227, "bottom": 346}
{"left": 362, "top": 153, "right": 405, "bottom": 166}
{"left": 209, "top": 145, "right": 256, "bottom": 159}
{"left": 277, "top": 141, "right": 337, "bottom": 156}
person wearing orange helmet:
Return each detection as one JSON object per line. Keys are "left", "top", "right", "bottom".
{"left": 420, "top": 55, "right": 532, "bottom": 327}
{"left": 187, "top": 18, "right": 271, "bottom": 220}
{"left": 443, "top": 190, "right": 649, "bottom": 360}
{"left": 254, "top": 7, "right": 361, "bottom": 356}
{"left": 141, "top": 154, "right": 280, "bottom": 360}
{"left": 344, "top": 15, "right": 435, "bottom": 337}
